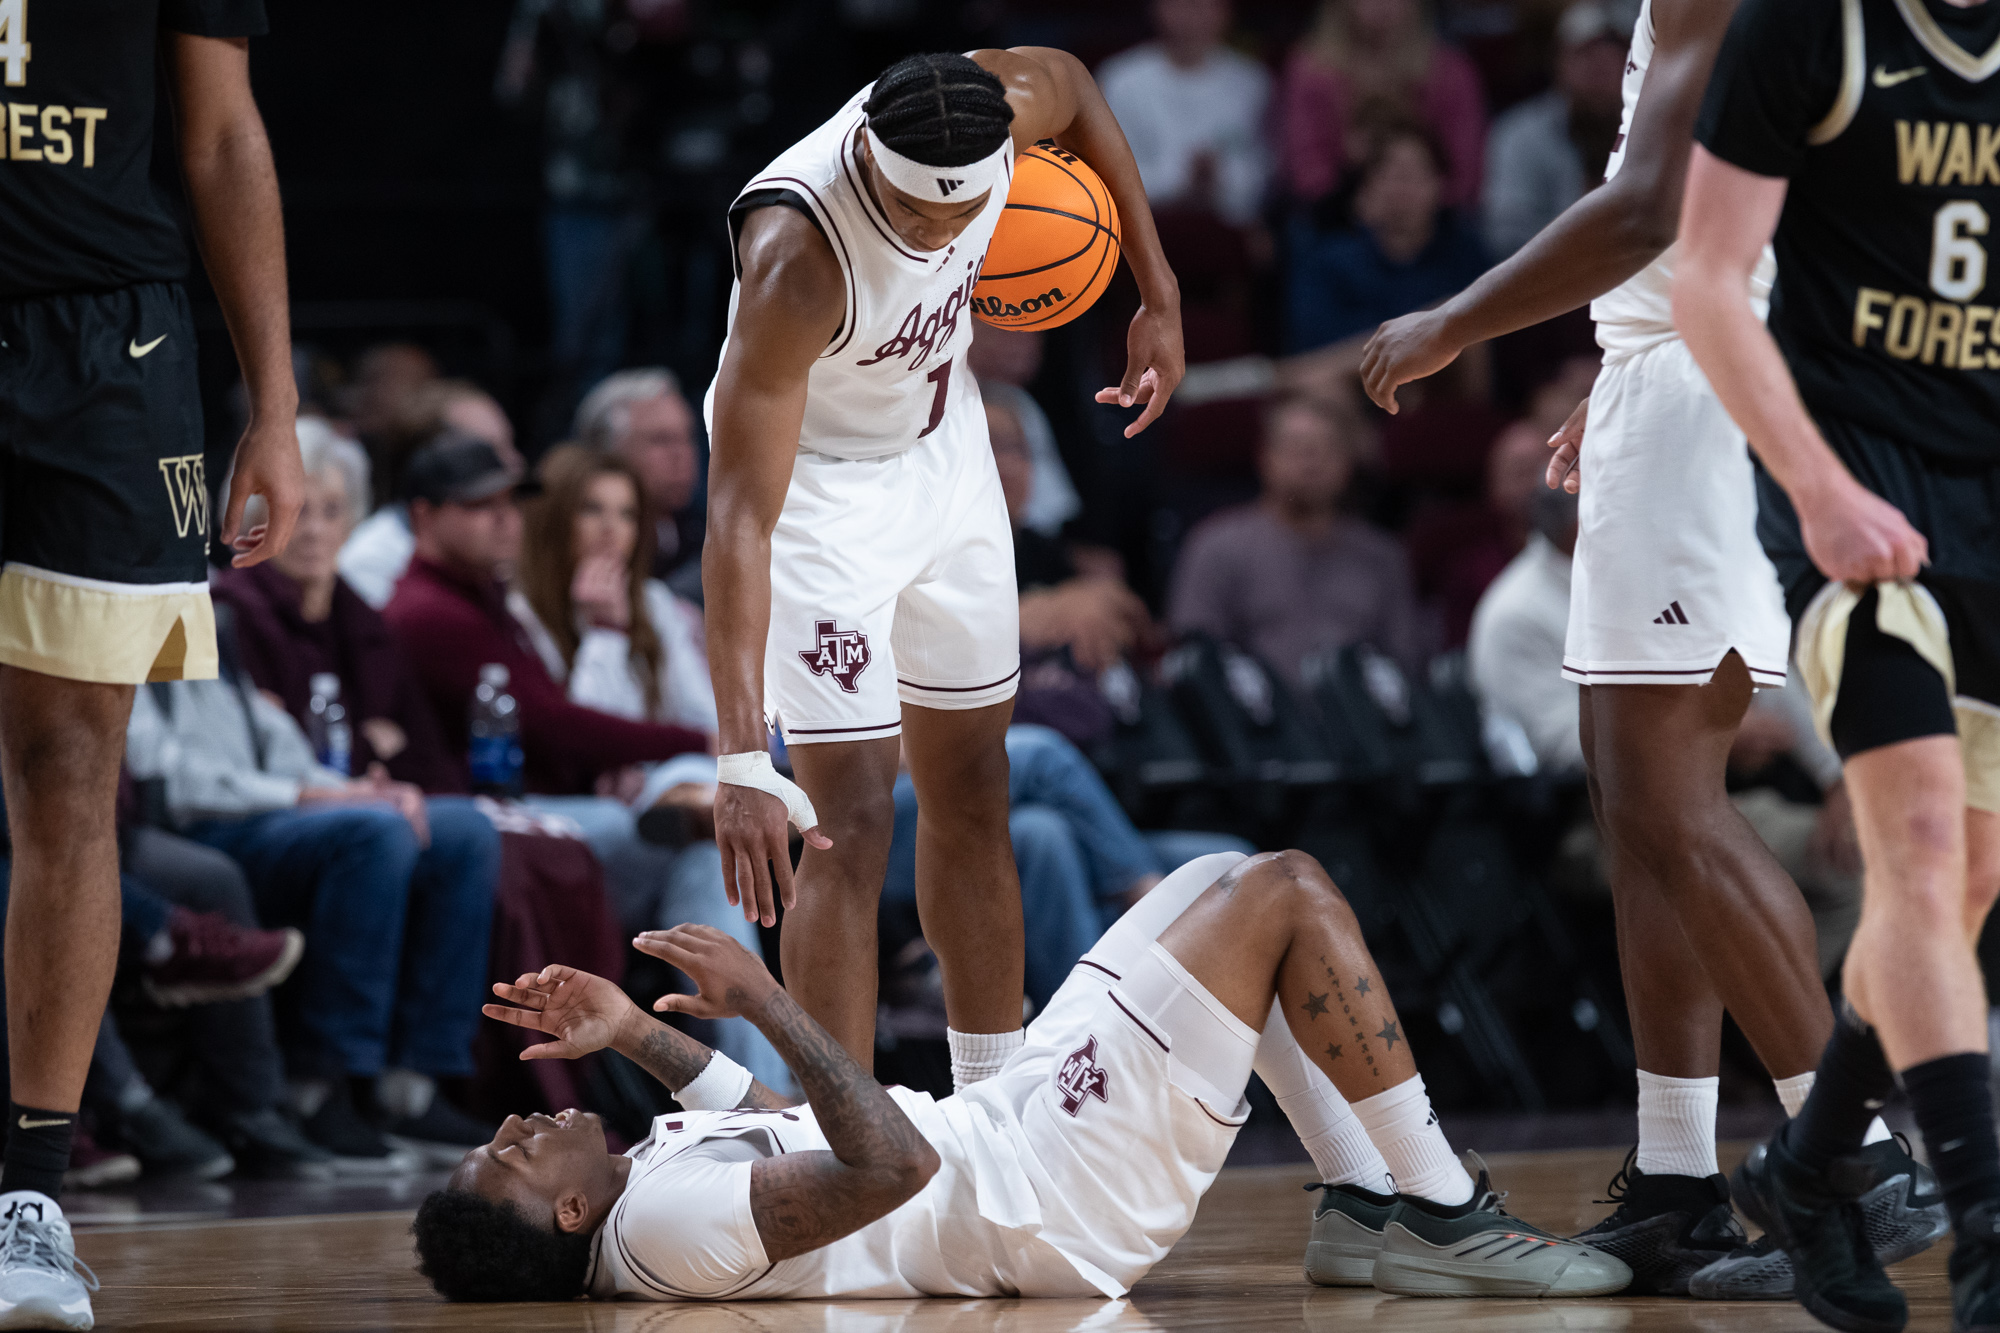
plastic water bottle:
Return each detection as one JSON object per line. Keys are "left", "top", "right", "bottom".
{"left": 306, "top": 672, "right": 352, "bottom": 776}
{"left": 469, "top": 662, "right": 524, "bottom": 797}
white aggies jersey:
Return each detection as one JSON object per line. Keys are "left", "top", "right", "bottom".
{"left": 1591, "top": 0, "right": 1775, "bottom": 358}
{"left": 705, "top": 86, "right": 1013, "bottom": 461}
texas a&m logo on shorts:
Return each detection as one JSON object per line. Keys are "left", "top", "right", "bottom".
{"left": 1056, "top": 1036, "right": 1109, "bottom": 1116}
{"left": 800, "top": 619, "right": 871, "bottom": 693}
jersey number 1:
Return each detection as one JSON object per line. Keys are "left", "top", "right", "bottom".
{"left": 0, "top": 0, "right": 29, "bottom": 89}
{"left": 918, "top": 359, "right": 952, "bottom": 439}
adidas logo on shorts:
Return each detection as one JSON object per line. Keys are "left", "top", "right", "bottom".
{"left": 1652, "top": 601, "right": 1690, "bottom": 626}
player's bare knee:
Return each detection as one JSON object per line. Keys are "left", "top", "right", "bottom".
{"left": 1235, "top": 849, "right": 1349, "bottom": 917}
{"left": 813, "top": 784, "right": 898, "bottom": 857}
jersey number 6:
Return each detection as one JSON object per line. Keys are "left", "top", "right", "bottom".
{"left": 0, "top": 0, "right": 27, "bottom": 89}
{"left": 1931, "top": 201, "right": 1990, "bottom": 303}
{"left": 918, "top": 359, "right": 952, "bottom": 439}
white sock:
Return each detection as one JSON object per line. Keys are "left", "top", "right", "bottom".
{"left": 1251, "top": 997, "right": 1392, "bottom": 1192}
{"left": 1353, "top": 1075, "right": 1474, "bottom": 1205}
{"left": 948, "top": 1028, "right": 1023, "bottom": 1091}
{"left": 1774, "top": 1070, "right": 1892, "bottom": 1143}
{"left": 1635, "top": 1070, "right": 1720, "bottom": 1178}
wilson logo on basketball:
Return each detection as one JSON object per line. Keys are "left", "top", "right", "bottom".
{"left": 1056, "top": 1035, "right": 1110, "bottom": 1116}
{"left": 799, "top": 619, "right": 871, "bottom": 693}
{"left": 971, "top": 287, "right": 1065, "bottom": 321}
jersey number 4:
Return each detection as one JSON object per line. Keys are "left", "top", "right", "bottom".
{"left": 1931, "top": 201, "right": 1990, "bottom": 302}
{"left": 0, "top": 0, "right": 29, "bottom": 89}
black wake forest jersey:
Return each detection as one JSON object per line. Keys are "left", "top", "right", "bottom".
{"left": 1696, "top": 0, "right": 2000, "bottom": 463}
{"left": 0, "top": 0, "right": 266, "bottom": 301}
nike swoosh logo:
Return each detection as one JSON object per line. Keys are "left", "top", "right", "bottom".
{"left": 1873, "top": 64, "right": 1928, "bottom": 87}
{"left": 15, "top": 1115, "right": 67, "bottom": 1130}
{"left": 128, "top": 334, "right": 167, "bottom": 358}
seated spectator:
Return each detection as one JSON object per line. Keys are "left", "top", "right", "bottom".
{"left": 883, "top": 726, "right": 1253, "bottom": 1010}
{"left": 1278, "top": 0, "right": 1486, "bottom": 209}
{"left": 1098, "top": 0, "right": 1272, "bottom": 228}
{"left": 1467, "top": 486, "right": 1582, "bottom": 774}
{"left": 341, "top": 341, "right": 439, "bottom": 475}
{"left": 573, "top": 368, "right": 704, "bottom": 596}
{"left": 216, "top": 423, "right": 462, "bottom": 791}
{"left": 123, "top": 647, "right": 502, "bottom": 1172}
{"left": 967, "top": 326, "right": 1081, "bottom": 537}
{"left": 1285, "top": 124, "right": 1490, "bottom": 355}
{"left": 1481, "top": 3, "right": 1627, "bottom": 257}
{"left": 342, "top": 382, "right": 522, "bottom": 610}
{"left": 1170, "top": 396, "right": 1424, "bottom": 686}
{"left": 382, "top": 439, "right": 789, "bottom": 1094}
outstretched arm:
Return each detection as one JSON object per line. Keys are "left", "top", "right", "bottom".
{"left": 639, "top": 926, "right": 940, "bottom": 1262}
{"left": 170, "top": 33, "right": 300, "bottom": 565}
{"left": 976, "top": 46, "right": 1183, "bottom": 438}
{"left": 481, "top": 965, "right": 794, "bottom": 1108}
{"left": 1360, "top": 0, "right": 1735, "bottom": 411}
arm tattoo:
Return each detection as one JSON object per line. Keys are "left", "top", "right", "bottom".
{"left": 624, "top": 1019, "right": 794, "bottom": 1110}
{"left": 743, "top": 988, "right": 938, "bottom": 1261}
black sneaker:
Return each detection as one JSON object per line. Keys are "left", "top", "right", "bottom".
{"left": 1371, "top": 1152, "right": 1633, "bottom": 1297}
{"left": 1691, "top": 1133, "right": 1949, "bottom": 1300}
{"left": 1570, "top": 1147, "right": 1745, "bottom": 1295}
{"left": 382, "top": 1095, "right": 496, "bottom": 1169}
{"left": 1729, "top": 1131, "right": 1907, "bottom": 1333}
{"left": 1950, "top": 1198, "right": 2000, "bottom": 1333}
{"left": 214, "top": 1108, "right": 336, "bottom": 1181}
{"left": 110, "top": 1096, "right": 235, "bottom": 1181}
{"left": 1304, "top": 1181, "right": 1398, "bottom": 1286}
{"left": 300, "top": 1083, "right": 420, "bottom": 1177}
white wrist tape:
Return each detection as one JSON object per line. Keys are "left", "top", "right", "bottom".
{"left": 716, "top": 751, "right": 820, "bottom": 832}
{"left": 676, "top": 1051, "right": 754, "bottom": 1111}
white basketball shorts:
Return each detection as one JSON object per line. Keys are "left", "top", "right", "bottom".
{"left": 1563, "top": 337, "right": 1792, "bottom": 689}
{"left": 764, "top": 404, "right": 1020, "bottom": 745}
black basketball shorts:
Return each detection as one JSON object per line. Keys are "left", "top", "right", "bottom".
{"left": 0, "top": 281, "right": 216, "bottom": 684}
{"left": 1758, "top": 417, "right": 1999, "bottom": 810}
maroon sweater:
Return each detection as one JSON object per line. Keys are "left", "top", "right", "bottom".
{"left": 382, "top": 555, "right": 707, "bottom": 795}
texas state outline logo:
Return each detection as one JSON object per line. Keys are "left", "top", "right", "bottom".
{"left": 799, "top": 619, "right": 871, "bottom": 693}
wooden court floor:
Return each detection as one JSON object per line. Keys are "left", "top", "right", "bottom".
{"left": 74, "top": 1145, "right": 1960, "bottom": 1331}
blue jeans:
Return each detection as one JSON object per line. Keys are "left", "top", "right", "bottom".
{"left": 187, "top": 796, "right": 499, "bottom": 1079}
{"left": 522, "top": 795, "right": 792, "bottom": 1094}
{"left": 884, "top": 726, "right": 1254, "bottom": 1008}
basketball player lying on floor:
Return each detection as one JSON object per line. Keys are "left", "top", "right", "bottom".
{"left": 411, "top": 851, "right": 1632, "bottom": 1302}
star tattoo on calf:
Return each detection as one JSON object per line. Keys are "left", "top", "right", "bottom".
{"left": 1355, "top": 976, "right": 1371, "bottom": 995}
{"left": 1376, "top": 1020, "right": 1400, "bottom": 1050}
{"left": 1301, "top": 992, "right": 1329, "bottom": 1020}
{"left": 1326, "top": 1043, "right": 1343, "bottom": 1061}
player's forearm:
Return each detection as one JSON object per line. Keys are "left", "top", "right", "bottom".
{"left": 1038, "top": 49, "right": 1178, "bottom": 311}
{"left": 182, "top": 114, "right": 295, "bottom": 418}
{"left": 701, "top": 523, "right": 776, "bottom": 754}
{"left": 613, "top": 1012, "right": 794, "bottom": 1109}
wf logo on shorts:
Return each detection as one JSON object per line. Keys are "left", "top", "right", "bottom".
{"left": 800, "top": 619, "right": 871, "bottom": 693}
{"left": 1056, "top": 1036, "right": 1109, "bottom": 1116}
{"left": 157, "top": 454, "right": 208, "bottom": 538}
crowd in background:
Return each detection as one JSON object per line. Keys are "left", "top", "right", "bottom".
{"left": 9, "top": 0, "right": 1886, "bottom": 1191}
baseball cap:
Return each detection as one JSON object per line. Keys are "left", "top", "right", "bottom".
{"left": 403, "top": 433, "right": 530, "bottom": 506}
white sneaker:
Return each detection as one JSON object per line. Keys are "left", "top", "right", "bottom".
{"left": 0, "top": 1192, "right": 95, "bottom": 1330}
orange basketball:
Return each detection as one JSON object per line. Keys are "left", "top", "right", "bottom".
{"left": 972, "top": 141, "right": 1121, "bottom": 330}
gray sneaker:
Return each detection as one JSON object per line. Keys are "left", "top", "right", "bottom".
{"left": 1304, "top": 1181, "right": 1399, "bottom": 1286}
{"left": 1372, "top": 1153, "right": 1633, "bottom": 1298}
{"left": 0, "top": 1193, "right": 95, "bottom": 1331}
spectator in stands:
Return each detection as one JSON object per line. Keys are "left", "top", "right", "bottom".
{"left": 1278, "top": 0, "right": 1486, "bottom": 209}
{"left": 967, "top": 327, "right": 1081, "bottom": 538}
{"left": 1468, "top": 485, "right": 1582, "bottom": 774}
{"left": 1170, "top": 396, "right": 1424, "bottom": 685}
{"left": 574, "top": 368, "right": 705, "bottom": 595}
{"left": 1285, "top": 124, "right": 1489, "bottom": 354}
{"left": 505, "top": 444, "right": 790, "bottom": 1091}
{"left": 123, "top": 649, "right": 501, "bottom": 1173}
{"left": 1098, "top": 0, "right": 1272, "bottom": 228}
{"left": 218, "top": 423, "right": 463, "bottom": 791}
{"left": 342, "top": 382, "right": 521, "bottom": 609}
{"left": 342, "top": 342, "right": 438, "bottom": 470}
{"left": 1481, "top": 2, "right": 1628, "bottom": 257}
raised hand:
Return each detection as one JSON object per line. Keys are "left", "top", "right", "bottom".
{"left": 635, "top": 924, "right": 780, "bottom": 1022}
{"left": 481, "top": 965, "right": 639, "bottom": 1061}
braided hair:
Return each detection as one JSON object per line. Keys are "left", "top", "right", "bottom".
{"left": 863, "top": 53, "right": 1014, "bottom": 169}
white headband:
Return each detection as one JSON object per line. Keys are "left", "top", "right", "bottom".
{"left": 864, "top": 124, "right": 1011, "bottom": 205}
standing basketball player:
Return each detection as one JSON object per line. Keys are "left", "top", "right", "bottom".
{"left": 1677, "top": 0, "right": 2000, "bottom": 1324}
{"left": 703, "top": 51, "right": 1181, "bottom": 1085}
{"left": 0, "top": 3, "right": 296, "bottom": 1327}
{"left": 1357, "top": 0, "right": 1938, "bottom": 1298}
